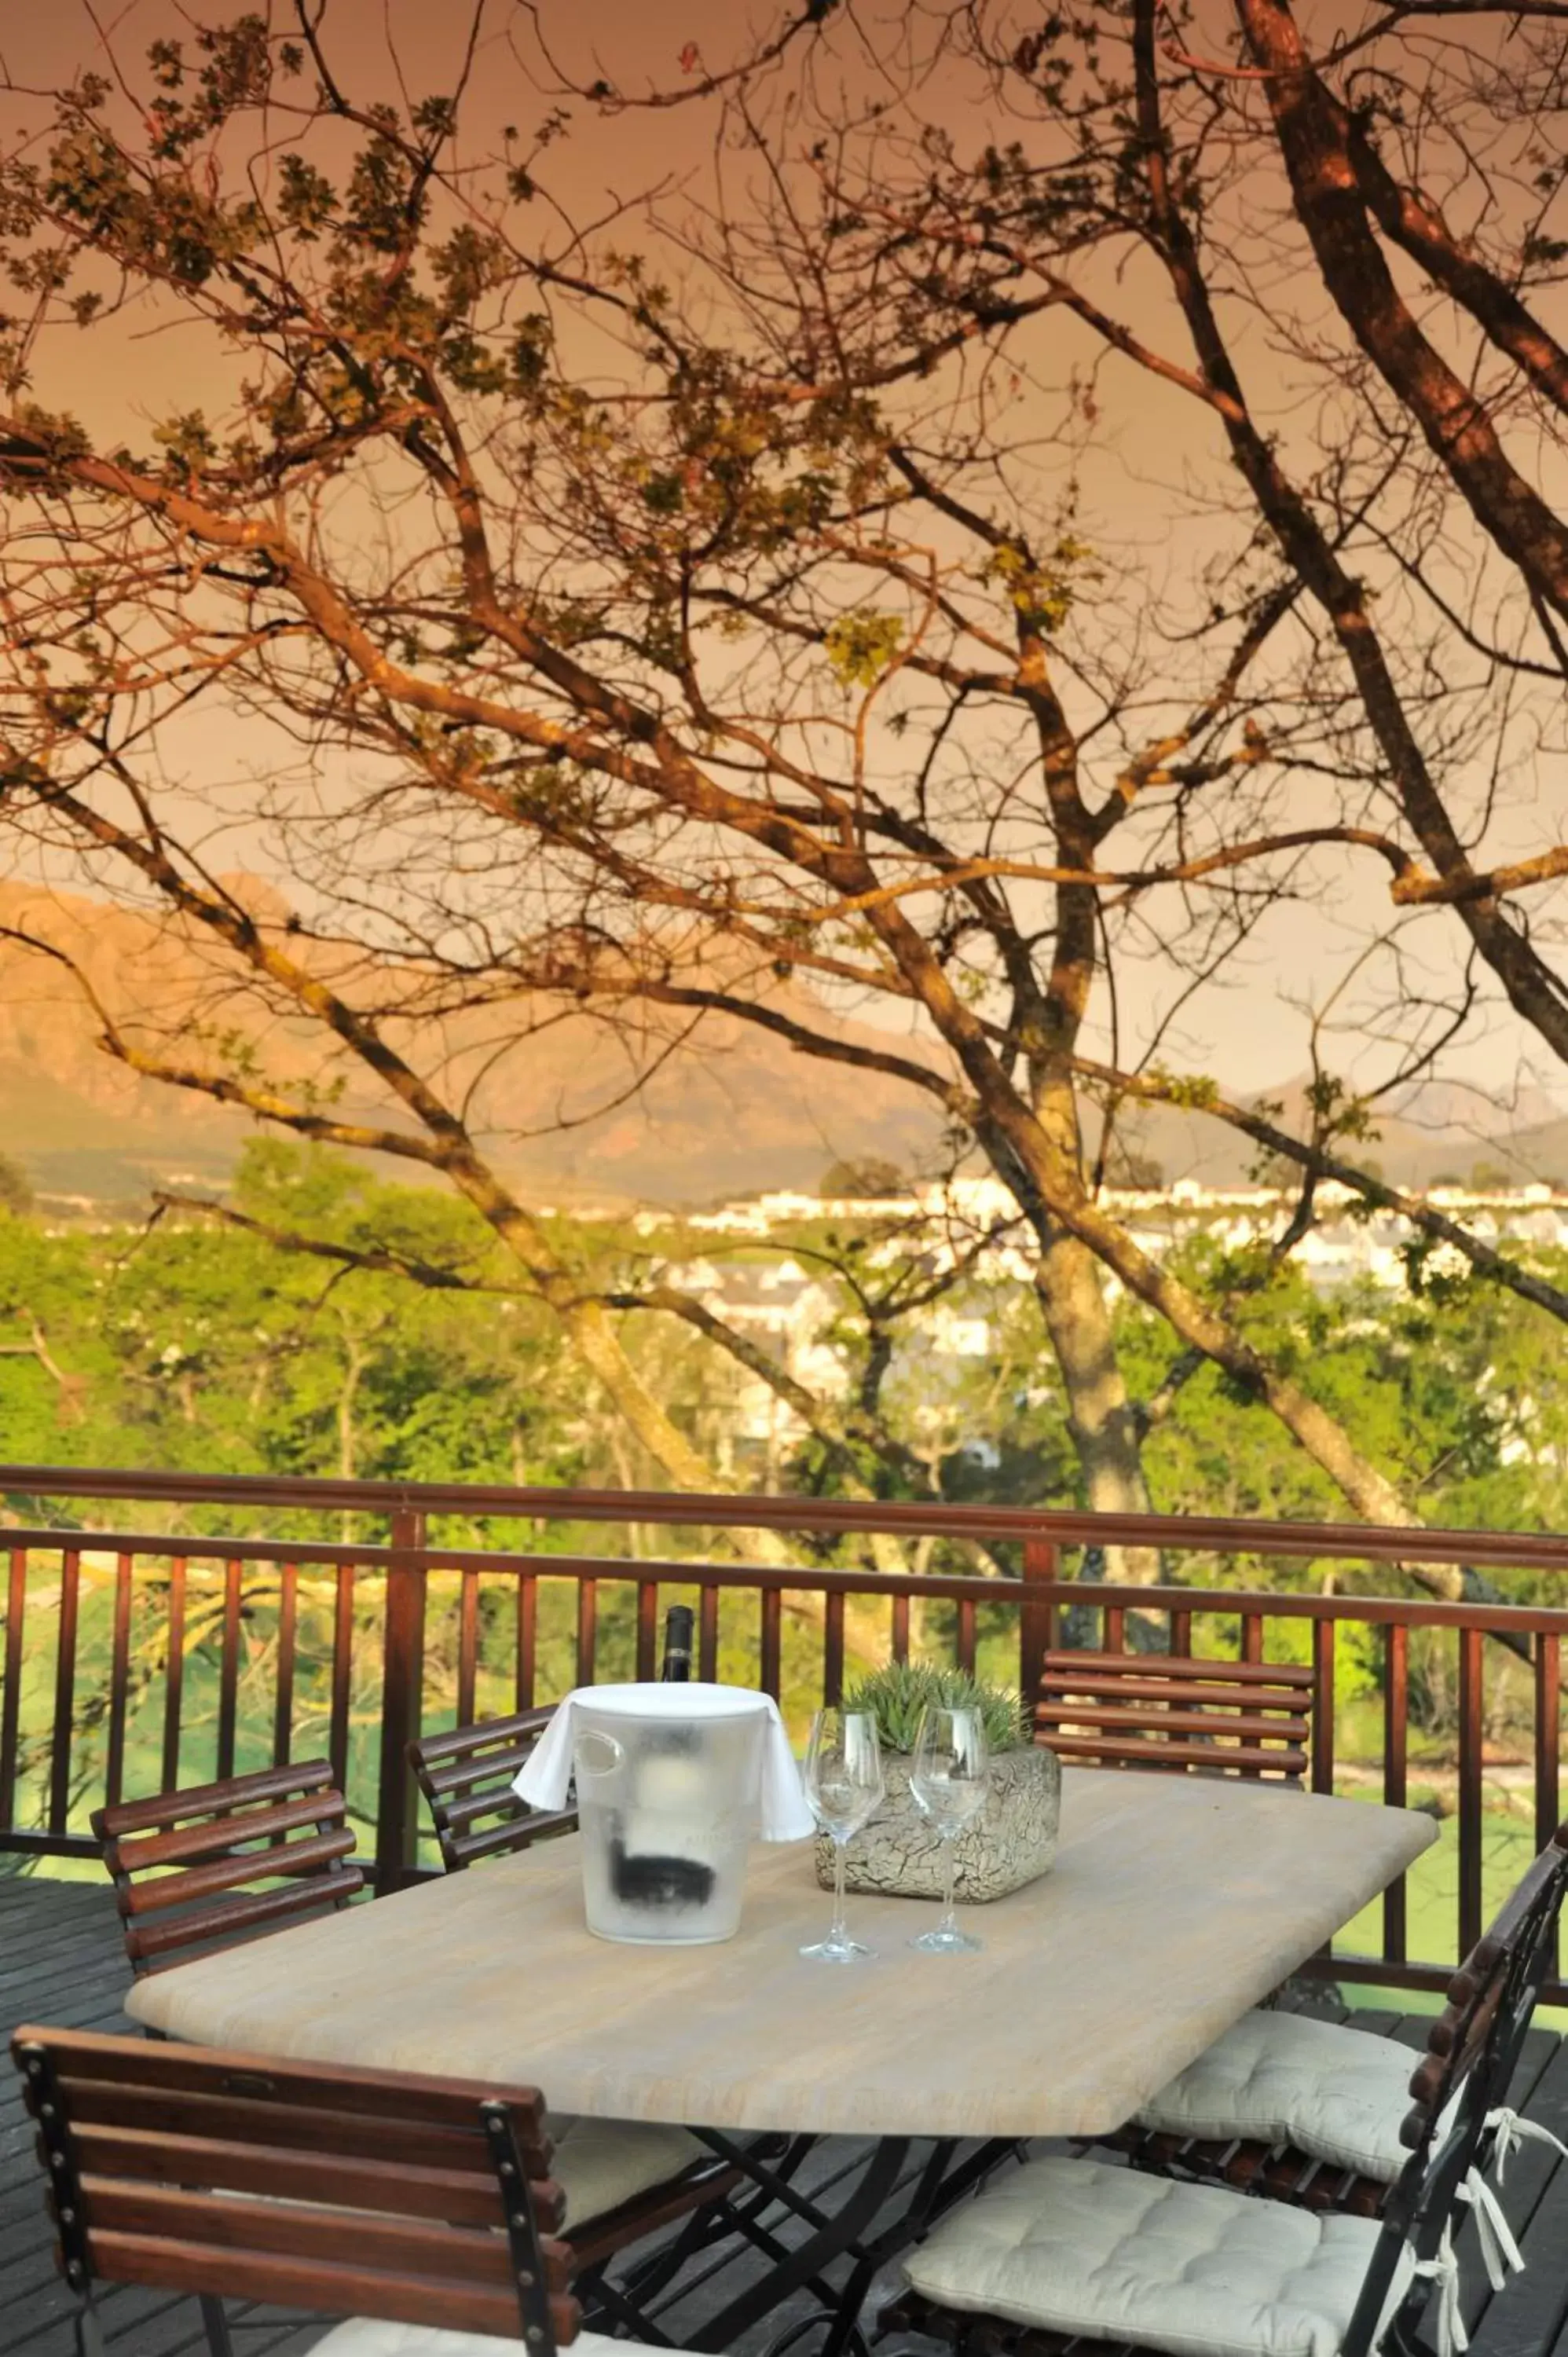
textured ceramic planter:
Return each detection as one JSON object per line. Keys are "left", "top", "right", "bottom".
{"left": 814, "top": 1743, "right": 1061, "bottom": 1903}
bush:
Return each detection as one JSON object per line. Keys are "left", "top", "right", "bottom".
{"left": 0, "top": 1153, "right": 32, "bottom": 1216}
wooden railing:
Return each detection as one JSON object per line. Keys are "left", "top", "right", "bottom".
{"left": 0, "top": 1463, "right": 1564, "bottom": 2000}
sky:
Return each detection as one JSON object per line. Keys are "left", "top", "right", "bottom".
{"left": 2, "top": 0, "right": 1567, "bottom": 1124}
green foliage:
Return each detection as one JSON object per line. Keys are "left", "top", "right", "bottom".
{"left": 819, "top": 1156, "right": 907, "bottom": 1200}
{"left": 1146, "top": 1067, "right": 1220, "bottom": 1112}
{"left": 843, "top": 1659, "right": 1028, "bottom": 1753}
{"left": 0, "top": 1153, "right": 31, "bottom": 1216}
{"left": 0, "top": 1142, "right": 588, "bottom": 1507}
{"left": 823, "top": 608, "right": 904, "bottom": 689}
{"left": 982, "top": 534, "right": 1097, "bottom": 635}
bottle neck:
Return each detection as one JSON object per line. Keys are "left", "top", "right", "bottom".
{"left": 660, "top": 1605, "right": 694, "bottom": 1682}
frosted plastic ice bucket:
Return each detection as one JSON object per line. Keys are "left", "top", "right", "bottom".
{"left": 572, "top": 1684, "right": 769, "bottom": 1945}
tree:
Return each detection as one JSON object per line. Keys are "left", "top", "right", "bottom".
{"left": 2, "top": 5, "right": 1568, "bottom": 1585}
{"left": 0, "top": 1157, "right": 31, "bottom": 1219}
{"left": 820, "top": 1159, "right": 910, "bottom": 1201}
{"left": 1102, "top": 1146, "right": 1165, "bottom": 1194}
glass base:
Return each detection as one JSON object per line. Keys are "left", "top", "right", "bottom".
{"left": 800, "top": 1933, "right": 877, "bottom": 1963}
{"left": 910, "top": 1924, "right": 983, "bottom": 1954}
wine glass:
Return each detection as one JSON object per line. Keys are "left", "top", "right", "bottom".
{"left": 800, "top": 1708, "right": 884, "bottom": 1963}
{"left": 908, "top": 1705, "right": 988, "bottom": 1954}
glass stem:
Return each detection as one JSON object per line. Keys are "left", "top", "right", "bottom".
{"left": 937, "top": 1830, "right": 958, "bottom": 1939}
{"left": 830, "top": 1833, "right": 849, "bottom": 1945}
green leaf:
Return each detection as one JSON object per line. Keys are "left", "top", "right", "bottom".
{"left": 823, "top": 608, "right": 904, "bottom": 689}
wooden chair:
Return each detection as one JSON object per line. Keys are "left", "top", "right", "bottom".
{"left": 1035, "top": 1648, "right": 1315, "bottom": 1780}
{"left": 1115, "top": 1811, "right": 1568, "bottom": 2220}
{"left": 91, "top": 1758, "right": 363, "bottom": 1977}
{"left": 9, "top": 2022, "right": 705, "bottom": 2357}
{"left": 410, "top": 1705, "right": 576, "bottom": 1872}
{"left": 884, "top": 1817, "right": 1568, "bottom": 2357}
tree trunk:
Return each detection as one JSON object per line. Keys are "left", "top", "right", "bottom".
{"left": 1033, "top": 1229, "right": 1161, "bottom": 1583}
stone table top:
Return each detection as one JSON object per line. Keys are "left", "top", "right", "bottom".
{"left": 126, "top": 1767, "right": 1436, "bottom": 2140}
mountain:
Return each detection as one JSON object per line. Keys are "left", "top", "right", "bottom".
{"left": 0, "top": 882, "right": 943, "bottom": 1208}
{"left": 0, "top": 880, "right": 1558, "bottom": 1208}
{"left": 1097, "top": 1091, "right": 1526, "bottom": 1192}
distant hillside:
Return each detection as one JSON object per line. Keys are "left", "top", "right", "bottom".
{"left": 1095, "top": 1084, "right": 1557, "bottom": 1193}
{"left": 0, "top": 880, "right": 1559, "bottom": 1208}
{"left": 0, "top": 882, "right": 943, "bottom": 1208}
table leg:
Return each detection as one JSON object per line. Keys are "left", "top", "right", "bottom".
{"left": 682, "top": 2134, "right": 910, "bottom": 2355}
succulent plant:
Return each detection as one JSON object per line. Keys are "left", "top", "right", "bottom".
{"left": 841, "top": 1659, "right": 1029, "bottom": 1754}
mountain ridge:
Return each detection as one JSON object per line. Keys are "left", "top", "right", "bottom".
{"left": 0, "top": 881, "right": 1559, "bottom": 1209}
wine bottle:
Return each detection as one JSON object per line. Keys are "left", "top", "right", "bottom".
{"left": 659, "top": 1603, "right": 694, "bottom": 1682}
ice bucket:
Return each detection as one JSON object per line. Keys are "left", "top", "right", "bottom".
{"left": 571, "top": 1683, "right": 771, "bottom": 1945}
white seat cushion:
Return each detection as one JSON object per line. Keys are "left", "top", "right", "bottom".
{"left": 316, "top": 2326, "right": 705, "bottom": 2356}
{"left": 903, "top": 2157, "right": 1412, "bottom": 2357}
{"left": 1134, "top": 2011, "right": 1414, "bottom": 2183}
{"left": 549, "top": 2112, "right": 707, "bottom": 2227}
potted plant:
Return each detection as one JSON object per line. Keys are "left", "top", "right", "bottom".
{"left": 815, "top": 1662, "right": 1061, "bottom": 1903}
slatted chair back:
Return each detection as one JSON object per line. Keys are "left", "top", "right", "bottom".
{"left": 1035, "top": 1648, "right": 1315, "bottom": 1780}
{"left": 1341, "top": 1820, "right": 1568, "bottom": 2357}
{"left": 91, "top": 1759, "right": 363, "bottom": 1976}
{"left": 10, "top": 2024, "right": 577, "bottom": 2357}
{"left": 410, "top": 1706, "right": 575, "bottom": 1872}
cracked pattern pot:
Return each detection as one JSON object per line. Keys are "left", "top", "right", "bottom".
{"left": 813, "top": 1743, "right": 1061, "bottom": 1903}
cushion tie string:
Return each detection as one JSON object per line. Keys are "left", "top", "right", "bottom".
{"left": 1412, "top": 2224, "right": 1467, "bottom": 2357}
{"left": 1458, "top": 2168, "right": 1524, "bottom": 2293}
{"left": 1485, "top": 2105, "right": 1568, "bottom": 2184}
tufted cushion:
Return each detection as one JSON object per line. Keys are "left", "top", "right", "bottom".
{"left": 902, "top": 2157, "right": 1412, "bottom": 2357}
{"left": 315, "top": 2326, "right": 705, "bottom": 2355}
{"left": 548, "top": 2113, "right": 707, "bottom": 2227}
{"left": 1134, "top": 2011, "right": 1414, "bottom": 2183}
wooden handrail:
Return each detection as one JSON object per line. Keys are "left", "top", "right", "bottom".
{"left": 2, "top": 1530, "right": 1567, "bottom": 1629}
{"left": 5, "top": 1461, "right": 1568, "bottom": 1570}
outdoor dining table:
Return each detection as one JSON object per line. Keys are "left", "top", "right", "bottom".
{"left": 126, "top": 1767, "right": 1437, "bottom": 2352}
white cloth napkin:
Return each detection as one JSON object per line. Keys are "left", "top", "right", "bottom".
{"left": 514, "top": 1683, "right": 815, "bottom": 1842}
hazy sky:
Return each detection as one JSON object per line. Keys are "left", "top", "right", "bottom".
{"left": 4, "top": 0, "right": 1566, "bottom": 1121}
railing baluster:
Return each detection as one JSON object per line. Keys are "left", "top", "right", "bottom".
{"left": 699, "top": 1583, "right": 719, "bottom": 1681}
{"left": 1537, "top": 1631, "right": 1562, "bottom": 1988}
{"left": 375, "top": 1511, "right": 427, "bottom": 1897}
{"left": 1105, "top": 1605, "right": 1125, "bottom": 1655}
{"left": 330, "top": 1563, "right": 354, "bottom": 1795}
{"left": 577, "top": 1580, "right": 598, "bottom": 1688}
{"left": 162, "top": 1556, "right": 188, "bottom": 1792}
{"left": 1535, "top": 1631, "right": 1559, "bottom": 1856}
{"left": 823, "top": 1591, "right": 844, "bottom": 1705}
{"left": 636, "top": 1580, "right": 658, "bottom": 1681}
{"left": 515, "top": 1576, "right": 537, "bottom": 1710}
{"left": 48, "top": 1549, "right": 81, "bottom": 1838}
{"left": 1311, "top": 1619, "right": 1335, "bottom": 1795}
{"left": 1170, "top": 1609, "right": 1192, "bottom": 1658}
{"left": 104, "top": 1551, "right": 134, "bottom": 1811}
{"left": 273, "top": 1563, "right": 297, "bottom": 1768}
{"left": 1383, "top": 1623, "right": 1409, "bottom": 1963}
{"left": 457, "top": 1569, "right": 479, "bottom": 1725}
{"left": 1458, "top": 1626, "right": 1484, "bottom": 1960}
{"left": 760, "top": 1589, "right": 782, "bottom": 1700}
{"left": 957, "top": 1599, "right": 976, "bottom": 1675}
{"left": 1019, "top": 1538, "right": 1057, "bottom": 1712}
{"left": 891, "top": 1593, "right": 910, "bottom": 1663}
{"left": 216, "top": 1558, "right": 243, "bottom": 1782}
{"left": 1241, "top": 1614, "right": 1263, "bottom": 1666}
{"left": 1, "top": 1545, "right": 27, "bottom": 1831}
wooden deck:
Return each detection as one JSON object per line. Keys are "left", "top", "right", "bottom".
{"left": 3, "top": 1875, "right": 1568, "bottom": 2357}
